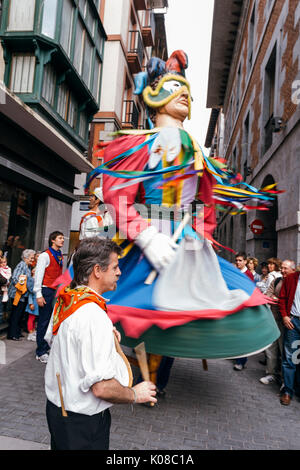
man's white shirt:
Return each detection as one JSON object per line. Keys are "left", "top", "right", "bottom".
{"left": 33, "top": 251, "right": 50, "bottom": 299}
{"left": 44, "top": 299, "right": 129, "bottom": 415}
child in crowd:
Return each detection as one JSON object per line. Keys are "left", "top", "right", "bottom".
{"left": 0, "top": 256, "right": 12, "bottom": 303}
{"left": 26, "top": 268, "right": 39, "bottom": 341}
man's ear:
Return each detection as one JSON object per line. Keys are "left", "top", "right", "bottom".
{"left": 93, "top": 264, "right": 103, "bottom": 280}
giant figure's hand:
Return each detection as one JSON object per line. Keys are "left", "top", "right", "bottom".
{"left": 135, "top": 226, "right": 178, "bottom": 272}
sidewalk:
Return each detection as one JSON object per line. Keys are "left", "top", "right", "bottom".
{"left": 0, "top": 333, "right": 49, "bottom": 450}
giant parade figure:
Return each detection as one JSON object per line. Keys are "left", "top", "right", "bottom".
{"left": 85, "top": 50, "right": 280, "bottom": 394}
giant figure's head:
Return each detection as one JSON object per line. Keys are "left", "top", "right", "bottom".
{"left": 134, "top": 50, "right": 191, "bottom": 126}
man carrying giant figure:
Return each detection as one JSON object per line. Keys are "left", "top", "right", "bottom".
{"left": 87, "top": 51, "right": 281, "bottom": 396}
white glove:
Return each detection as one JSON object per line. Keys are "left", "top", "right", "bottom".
{"left": 135, "top": 226, "right": 178, "bottom": 272}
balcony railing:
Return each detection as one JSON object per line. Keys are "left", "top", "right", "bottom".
{"left": 122, "top": 100, "right": 139, "bottom": 129}
{"left": 141, "top": 11, "right": 155, "bottom": 47}
{"left": 127, "top": 30, "right": 144, "bottom": 74}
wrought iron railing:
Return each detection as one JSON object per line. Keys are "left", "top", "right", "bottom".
{"left": 128, "top": 30, "right": 144, "bottom": 67}
{"left": 122, "top": 100, "right": 139, "bottom": 128}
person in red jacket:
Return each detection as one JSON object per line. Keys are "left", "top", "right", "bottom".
{"left": 278, "top": 270, "right": 300, "bottom": 405}
{"left": 34, "top": 231, "right": 64, "bottom": 363}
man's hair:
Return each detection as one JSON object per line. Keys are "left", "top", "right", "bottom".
{"left": 48, "top": 231, "right": 64, "bottom": 247}
{"left": 267, "top": 257, "right": 281, "bottom": 270}
{"left": 282, "top": 259, "right": 296, "bottom": 270}
{"left": 70, "top": 237, "right": 122, "bottom": 288}
{"left": 235, "top": 252, "right": 247, "bottom": 260}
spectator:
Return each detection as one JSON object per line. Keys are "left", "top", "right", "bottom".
{"left": 247, "top": 257, "right": 260, "bottom": 283}
{"left": 266, "top": 257, "right": 282, "bottom": 289}
{"left": 7, "top": 249, "right": 35, "bottom": 340}
{"left": 278, "top": 268, "right": 300, "bottom": 405}
{"left": 34, "top": 231, "right": 64, "bottom": 364}
{"left": 32, "top": 251, "right": 42, "bottom": 268}
{"left": 256, "top": 262, "right": 269, "bottom": 294}
{"left": 235, "top": 252, "right": 254, "bottom": 281}
{"left": 26, "top": 267, "right": 39, "bottom": 341}
{"left": 2, "top": 235, "right": 14, "bottom": 266}
{"left": 260, "top": 260, "right": 296, "bottom": 385}
{"left": 0, "top": 256, "right": 12, "bottom": 303}
{"left": 233, "top": 252, "right": 254, "bottom": 370}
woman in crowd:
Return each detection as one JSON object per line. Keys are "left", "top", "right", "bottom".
{"left": 7, "top": 249, "right": 35, "bottom": 340}
{"left": 247, "top": 257, "right": 260, "bottom": 283}
{"left": 266, "top": 257, "right": 282, "bottom": 288}
{"left": 256, "top": 262, "right": 269, "bottom": 294}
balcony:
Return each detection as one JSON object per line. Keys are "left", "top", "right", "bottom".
{"left": 127, "top": 30, "right": 144, "bottom": 74}
{"left": 141, "top": 12, "right": 155, "bottom": 47}
{"left": 122, "top": 100, "right": 139, "bottom": 129}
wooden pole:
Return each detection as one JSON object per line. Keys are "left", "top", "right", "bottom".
{"left": 56, "top": 373, "right": 68, "bottom": 417}
{"left": 134, "top": 342, "right": 154, "bottom": 406}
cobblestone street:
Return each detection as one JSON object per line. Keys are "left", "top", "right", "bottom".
{"left": 0, "top": 336, "right": 299, "bottom": 450}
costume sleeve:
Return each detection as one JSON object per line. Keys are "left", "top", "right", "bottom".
{"left": 77, "top": 305, "right": 120, "bottom": 392}
{"left": 33, "top": 252, "right": 50, "bottom": 298}
{"left": 102, "top": 135, "right": 151, "bottom": 240}
{"left": 278, "top": 278, "right": 288, "bottom": 318}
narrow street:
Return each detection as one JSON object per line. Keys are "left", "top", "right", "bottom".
{"left": 0, "top": 335, "right": 299, "bottom": 451}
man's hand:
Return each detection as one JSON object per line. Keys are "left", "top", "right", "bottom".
{"left": 37, "top": 296, "right": 46, "bottom": 308}
{"left": 132, "top": 381, "right": 157, "bottom": 404}
{"left": 283, "top": 316, "right": 294, "bottom": 330}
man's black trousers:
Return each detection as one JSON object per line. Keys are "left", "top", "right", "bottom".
{"left": 46, "top": 400, "right": 111, "bottom": 450}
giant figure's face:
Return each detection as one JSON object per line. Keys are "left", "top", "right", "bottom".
{"left": 143, "top": 74, "right": 192, "bottom": 120}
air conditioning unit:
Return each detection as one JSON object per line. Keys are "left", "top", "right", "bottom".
{"left": 148, "top": 0, "right": 168, "bottom": 9}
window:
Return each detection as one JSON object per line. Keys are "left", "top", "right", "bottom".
{"left": 10, "top": 54, "right": 36, "bottom": 93}
{"left": 242, "top": 113, "right": 250, "bottom": 178}
{"left": 41, "top": 0, "right": 58, "bottom": 39}
{"left": 79, "top": 0, "right": 86, "bottom": 15}
{"left": 67, "top": 93, "right": 78, "bottom": 129}
{"left": 92, "top": 54, "right": 101, "bottom": 102}
{"left": 7, "top": 0, "right": 36, "bottom": 31}
{"left": 57, "top": 82, "right": 69, "bottom": 119}
{"left": 247, "top": 6, "right": 255, "bottom": 77}
{"left": 263, "top": 44, "right": 277, "bottom": 153}
{"left": 42, "top": 63, "right": 56, "bottom": 106}
{"left": 0, "top": 181, "right": 38, "bottom": 272}
{"left": 85, "top": 3, "right": 95, "bottom": 33}
{"left": 79, "top": 112, "right": 87, "bottom": 139}
{"left": 82, "top": 34, "right": 93, "bottom": 85}
{"left": 236, "top": 64, "right": 241, "bottom": 114}
{"left": 60, "top": 0, "right": 74, "bottom": 56}
{"left": 74, "top": 19, "right": 85, "bottom": 73}
{"left": 95, "top": 26, "right": 104, "bottom": 53}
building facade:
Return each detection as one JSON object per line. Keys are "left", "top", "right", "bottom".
{"left": 0, "top": 0, "right": 108, "bottom": 272}
{"left": 70, "top": 0, "right": 168, "bottom": 247}
{"left": 205, "top": 0, "right": 300, "bottom": 265}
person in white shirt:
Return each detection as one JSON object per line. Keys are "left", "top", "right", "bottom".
{"left": 79, "top": 187, "right": 113, "bottom": 240}
{"left": 44, "top": 237, "right": 156, "bottom": 450}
